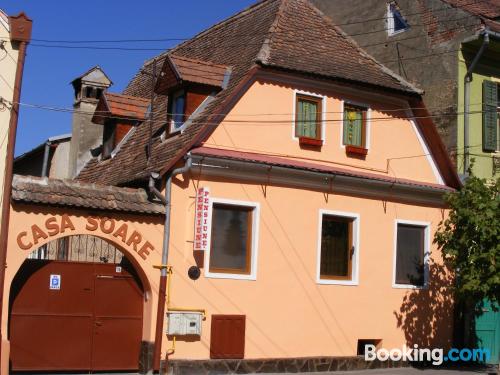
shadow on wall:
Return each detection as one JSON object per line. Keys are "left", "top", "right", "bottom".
{"left": 394, "top": 261, "right": 454, "bottom": 349}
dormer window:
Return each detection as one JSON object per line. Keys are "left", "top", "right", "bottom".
{"left": 102, "top": 123, "right": 116, "bottom": 160}
{"left": 92, "top": 92, "right": 149, "bottom": 159}
{"left": 387, "top": 2, "right": 409, "bottom": 36}
{"left": 155, "top": 54, "right": 231, "bottom": 137}
{"left": 169, "top": 90, "right": 186, "bottom": 133}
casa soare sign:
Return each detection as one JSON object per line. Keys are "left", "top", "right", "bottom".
{"left": 16, "top": 215, "right": 154, "bottom": 260}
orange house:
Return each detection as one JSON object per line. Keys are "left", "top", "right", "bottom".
{"left": 3, "top": 0, "right": 461, "bottom": 373}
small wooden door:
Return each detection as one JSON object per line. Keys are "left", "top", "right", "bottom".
{"left": 210, "top": 315, "right": 246, "bottom": 359}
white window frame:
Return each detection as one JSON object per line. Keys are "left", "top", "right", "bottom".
{"left": 292, "top": 89, "right": 326, "bottom": 143}
{"left": 392, "top": 219, "right": 430, "bottom": 289}
{"left": 340, "top": 99, "right": 371, "bottom": 150}
{"left": 204, "top": 197, "right": 260, "bottom": 281}
{"left": 316, "top": 209, "right": 360, "bottom": 286}
{"left": 387, "top": 2, "right": 409, "bottom": 36}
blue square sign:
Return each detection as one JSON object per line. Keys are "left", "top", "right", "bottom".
{"left": 49, "top": 274, "right": 61, "bottom": 290}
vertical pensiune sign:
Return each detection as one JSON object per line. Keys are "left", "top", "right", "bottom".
{"left": 194, "top": 187, "right": 210, "bottom": 251}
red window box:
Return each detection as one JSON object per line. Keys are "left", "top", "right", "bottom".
{"left": 299, "top": 136, "right": 323, "bottom": 147}
{"left": 346, "top": 145, "right": 368, "bottom": 156}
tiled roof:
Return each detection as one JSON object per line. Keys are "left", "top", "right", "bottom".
{"left": 76, "top": 0, "right": 432, "bottom": 187}
{"left": 77, "top": 0, "right": 281, "bottom": 185}
{"left": 12, "top": 174, "right": 165, "bottom": 215}
{"left": 156, "top": 55, "right": 230, "bottom": 93}
{"left": 93, "top": 92, "right": 150, "bottom": 125}
{"left": 191, "top": 147, "right": 455, "bottom": 192}
{"left": 256, "top": 0, "right": 421, "bottom": 94}
{"left": 442, "top": 0, "right": 500, "bottom": 19}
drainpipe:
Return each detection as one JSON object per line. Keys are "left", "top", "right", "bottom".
{"left": 0, "top": 13, "right": 32, "bottom": 373}
{"left": 149, "top": 154, "right": 192, "bottom": 372}
{"left": 41, "top": 141, "right": 51, "bottom": 177}
{"left": 463, "top": 30, "right": 489, "bottom": 174}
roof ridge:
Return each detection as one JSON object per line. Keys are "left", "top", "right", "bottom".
{"left": 302, "top": 0, "right": 423, "bottom": 94}
{"left": 256, "top": 0, "right": 288, "bottom": 64}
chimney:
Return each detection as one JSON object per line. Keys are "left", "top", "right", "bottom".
{"left": 68, "top": 66, "right": 112, "bottom": 178}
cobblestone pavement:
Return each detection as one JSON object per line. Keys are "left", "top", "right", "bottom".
{"left": 255, "top": 366, "right": 498, "bottom": 375}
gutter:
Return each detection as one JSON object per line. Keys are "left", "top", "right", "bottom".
{"left": 0, "top": 13, "right": 31, "bottom": 372}
{"left": 463, "top": 28, "right": 492, "bottom": 174}
{"left": 148, "top": 154, "right": 192, "bottom": 372}
{"left": 191, "top": 154, "right": 452, "bottom": 207}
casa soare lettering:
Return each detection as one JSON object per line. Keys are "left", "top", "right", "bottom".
{"left": 16, "top": 215, "right": 153, "bottom": 260}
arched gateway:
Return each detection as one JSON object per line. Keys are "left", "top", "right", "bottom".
{"left": 3, "top": 175, "right": 165, "bottom": 373}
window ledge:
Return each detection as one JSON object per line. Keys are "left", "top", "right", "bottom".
{"left": 299, "top": 136, "right": 323, "bottom": 147}
{"left": 317, "top": 278, "right": 359, "bottom": 286}
{"left": 392, "top": 283, "right": 428, "bottom": 290}
{"left": 205, "top": 271, "right": 256, "bottom": 281}
{"left": 346, "top": 145, "right": 368, "bottom": 156}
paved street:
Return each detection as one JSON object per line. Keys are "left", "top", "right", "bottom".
{"left": 13, "top": 370, "right": 499, "bottom": 375}
{"left": 258, "top": 367, "right": 498, "bottom": 375}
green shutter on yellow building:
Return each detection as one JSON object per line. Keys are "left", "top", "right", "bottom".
{"left": 482, "top": 80, "right": 498, "bottom": 152}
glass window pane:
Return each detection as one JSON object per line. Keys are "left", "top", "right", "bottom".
{"left": 209, "top": 204, "right": 252, "bottom": 274}
{"left": 395, "top": 224, "right": 425, "bottom": 286}
{"left": 171, "top": 92, "right": 185, "bottom": 131}
{"left": 343, "top": 106, "right": 364, "bottom": 147}
{"left": 297, "top": 98, "right": 318, "bottom": 138}
{"left": 320, "top": 216, "right": 351, "bottom": 279}
{"left": 391, "top": 5, "right": 408, "bottom": 32}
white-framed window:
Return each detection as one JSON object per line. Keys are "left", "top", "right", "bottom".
{"left": 340, "top": 100, "right": 371, "bottom": 150}
{"left": 392, "top": 220, "right": 430, "bottom": 289}
{"left": 205, "top": 198, "right": 260, "bottom": 280}
{"left": 292, "top": 89, "right": 326, "bottom": 142}
{"left": 316, "top": 210, "right": 360, "bottom": 286}
{"left": 387, "top": 2, "right": 409, "bottom": 36}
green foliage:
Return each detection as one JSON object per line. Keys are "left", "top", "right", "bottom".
{"left": 434, "top": 168, "right": 500, "bottom": 306}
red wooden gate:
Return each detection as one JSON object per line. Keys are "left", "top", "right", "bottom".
{"left": 9, "top": 260, "right": 143, "bottom": 371}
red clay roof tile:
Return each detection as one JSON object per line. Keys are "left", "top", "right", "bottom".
{"left": 12, "top": 174, "right": 165, "bottom": 215}
{"left": 93, "top": 92, "right": 150, "bottom": 124}
{"left": 155, "top": 55, "right": 230, "bottom": 93}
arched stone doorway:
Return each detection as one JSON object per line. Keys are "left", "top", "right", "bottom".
{"left": 9, "top": 234, "right": 146, "bottom": 372}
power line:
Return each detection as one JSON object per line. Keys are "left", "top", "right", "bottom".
{"left": 0, "top": 0, "right": 484, "bottom": 45}
{"left": 6, "top": 98, "right": 495, "bottom": 125}
{"left": 0, "top": 5, "right": 480, "bottom": 55}
{"left": 21, "top": 18, "right": 477, "bottom": 53}
{"left": 4, "top": 97, "right": 486, "bottom": 117}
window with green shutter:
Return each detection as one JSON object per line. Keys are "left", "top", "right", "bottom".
{"left": 482, "top": 80, "right": 498, "bottom": 152}
{"left": 296, "top": 94, "right": 322, "bottom": 140}
{"left": 343, "top": 104, "right": 367, "bottom": 148}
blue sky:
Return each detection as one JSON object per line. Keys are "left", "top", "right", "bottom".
{"left": 2, "top": 1, "right": 254, "bottom": 156}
